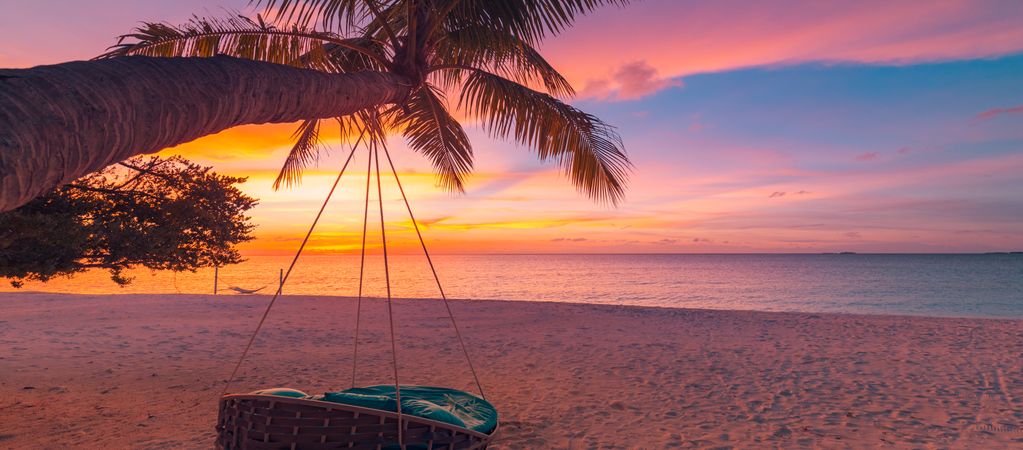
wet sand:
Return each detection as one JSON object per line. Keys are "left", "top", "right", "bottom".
{"left": 1, "top": 292, "right": 1022, "bottom": 448}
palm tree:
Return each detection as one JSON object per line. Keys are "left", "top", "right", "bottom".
{"left": 0, "top": 0, "right": 631, "bottom": 212}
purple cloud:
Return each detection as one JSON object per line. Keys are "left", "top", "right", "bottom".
{"left": 855, "top": 152, "right": 879, "bottom": 162}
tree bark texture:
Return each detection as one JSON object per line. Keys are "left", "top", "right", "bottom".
{"left": 0, "top": 56, "right": 410, "bottom": 211}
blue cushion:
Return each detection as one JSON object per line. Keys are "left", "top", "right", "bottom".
{"left": 320, "top": 392, "right": 396, "bottom": 411}
{"left": 321, "top": 385, "right": 497, "bottom": 434}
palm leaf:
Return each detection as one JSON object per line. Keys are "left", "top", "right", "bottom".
{"left": 99, "top": 14, "right": 386, "bottom": 71}
{"left": 459, "top": 69, "right": 630, "bottom": 204}
{"left": 302, "top": 38, "right": 388, "bottom": 73}
{"left": 433, "top": 24, "right": 574, "bottom": 97}
{"left": 273, "top": 119, "right": 322, "bottom": 190}
{"left": 333, "top": 107, "right": 392, "bottom": 149}
{"left": 436, "top": 0, "right": 631, "bottom": 46}
{"left": 395, "top": 86, "right": 474, "bottom": 192}
{"left": 254, "top": 0, "right": 370, "bottom": 32}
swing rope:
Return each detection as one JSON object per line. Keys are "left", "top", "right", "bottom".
{"left": 219, "top": 130, "right": 486, "bottom": 449}
{"left": 350, "top": 139, "right": 374, "bottom": 390}
{"left": 381, "top": 144, "right": 486, "bottom": 400}
{"left": 221, "top": 143, "right": 358, "bottom": 396}
{"left": 374, "top": 145, "right": 405, "bottom": 447}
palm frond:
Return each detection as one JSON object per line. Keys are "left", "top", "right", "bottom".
{"left": 396, "top": 86, "right": 474, "bottom": 192}
{"left": 99, "top": 14, "right": 386, "bottom": 70}
{"left": 459, "top": 70, "right": 630, "bottom": 204}
{"left": 273, "top": 119, "right": 322, "bottom": 190}
{"left": 254, "top": 0, "right": 370, "bottom": 33}
{"left": 432, "top": 24, "right": 574, "bottom": 97}
{"left": 437, "top": 0, "right": 631, "bottom": 46}
{"left": 362, "top": 0, "right": 403, "bottom": 48}
{"left": 304, "top": 38, "right": 388, "bottom": 72}
{"left": 334, "top": 107, "right": 392, "bottom": 150}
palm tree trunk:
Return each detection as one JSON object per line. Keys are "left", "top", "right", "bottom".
{"left": 0, "top": 56, "right": 410, "bottom": 211}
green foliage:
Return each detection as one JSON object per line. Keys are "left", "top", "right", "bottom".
{"left": 101, "top": 0, "right": 632, "bottom": 204}
{"left": 0, "top": 156, "right": 256, "bottom": 287}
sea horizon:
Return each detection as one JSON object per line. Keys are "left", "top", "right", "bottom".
{"left": 6, "top": 253, "right": 1021, "bottom": 319}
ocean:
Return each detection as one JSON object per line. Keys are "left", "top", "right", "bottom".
{"left": 3, "top": 254, "right": 1022, "bottom": 318}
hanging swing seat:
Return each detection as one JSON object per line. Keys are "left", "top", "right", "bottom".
{"left": 216, "top": 145, "right": 497, "bottom": 449}
{"left": 216, "top": 386, "right": 497, "bottom": 449}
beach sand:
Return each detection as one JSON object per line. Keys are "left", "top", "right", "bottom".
{"left": 1, "top": 293, "right": 1021, "bottom": 449}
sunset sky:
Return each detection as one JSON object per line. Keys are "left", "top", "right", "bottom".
{"left": 2, "top": 0, "right": 1022, "bottom": 253}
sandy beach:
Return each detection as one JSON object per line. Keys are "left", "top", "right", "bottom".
{"left": 1, "top": 292, "right": 1022, "bottom": 449}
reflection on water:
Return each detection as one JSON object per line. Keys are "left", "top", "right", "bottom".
{"left": 3, "top": 254, "right": 1022, "bottom": 318}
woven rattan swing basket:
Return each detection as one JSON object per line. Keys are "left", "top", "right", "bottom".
{"left": 214, "top": 145, "right": 496, "bottom": 450}
{"left": 215, "top": 394, "right": 495, "bottom": 449}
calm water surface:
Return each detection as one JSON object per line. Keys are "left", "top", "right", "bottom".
{"left": 4, "top": 254, "right": 1022, "bottom": 318}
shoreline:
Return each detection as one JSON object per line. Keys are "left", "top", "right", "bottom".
{"left": 2, "top": 292, "right": 1022, "bottom": 448}
{"left": 3, "top": 290, "right": 1021, "bottom": 322}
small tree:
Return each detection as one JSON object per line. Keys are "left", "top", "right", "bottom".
{"left": 0, "top": 156, "right": 256, "bottom": 287}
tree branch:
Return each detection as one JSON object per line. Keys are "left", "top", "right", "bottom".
{"left": 117, "top": 160, "right": 178, "bottom": 185}
{"left": 109, "top": 158, "right": 161, "bottom": 191}
{"left": 65, "top": 183, "right": 166, "bottom": 201}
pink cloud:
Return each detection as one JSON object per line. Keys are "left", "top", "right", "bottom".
{"left": 612, "top": 61, "right": 683, "bottom": 99}
{"left": 581, "top": 61, "right": 682, "bottom": 100}
{"left": 976, "top": 105, "right": 1023, "bottom": 120}
{"left": 854, "top": 152, "right": 880, "bottom": 162}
